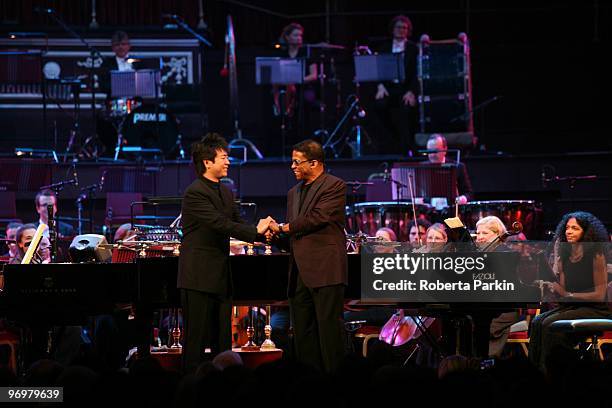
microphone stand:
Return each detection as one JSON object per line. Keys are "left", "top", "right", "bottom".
{"left": 323, "top": 94, "right": 360, "bottom": 158}
{"left": 47, "top": 205, "right": 57, "bottom": 263}
{"left": 43, "top": 9, "right": 104, "bottom": 159}
{"left": 40, "top": 178, "right": 78, "bottom": 194}
{"left": 76, "top": 183, "right": 99, "bottom": 235}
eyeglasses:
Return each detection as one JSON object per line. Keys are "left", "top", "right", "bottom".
{"left": 291, "top": 159, "right": 314, "bottom": 166}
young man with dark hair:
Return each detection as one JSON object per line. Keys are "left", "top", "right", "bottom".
{"left": 270, "top": 139, "right": 347, "bottom": 372}
{"left": 33, "top": 190, "right": 74, "bottom": 238}
{"left": 178, "top": 133, "right": 274, "bottom": 373}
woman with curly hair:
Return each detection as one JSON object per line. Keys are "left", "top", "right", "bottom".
{"left": 528, "top": 211, "right": 611, "bottom": 371}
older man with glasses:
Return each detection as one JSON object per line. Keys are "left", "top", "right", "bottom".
{"left": 269, "top": 139, "right": 348, "bottom": 373}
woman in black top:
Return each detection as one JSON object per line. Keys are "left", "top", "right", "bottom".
{"left": 528, "top": 211, "right": 610, "bottom": 371}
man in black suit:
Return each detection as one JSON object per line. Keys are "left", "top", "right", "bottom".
{"left": 178, "top": 133, "right": 273, "bottom": 373}
{"left": 99, "top": 31, "right": 142, "bottom": 93}
{"left": 426, "top": 133, "right": 474, "bottom": 203}
{"left": 270, "top": 139, "right": 347, "bottom": 373}
{"left": 33, "top": 189, "right": 74, "bottom": 238}
{"left": 370, "top": 15, "right": 419, "bottom": 155}
{"left": 98, "top": 31, "right": 147, "bottom": 155}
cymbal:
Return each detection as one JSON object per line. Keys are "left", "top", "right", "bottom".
{"left": 305, "top": 42, "right": 345, "bottom": 50}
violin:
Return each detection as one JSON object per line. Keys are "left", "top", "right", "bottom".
{"left": 379, "top": 309, "right": 436, "bottom": 346}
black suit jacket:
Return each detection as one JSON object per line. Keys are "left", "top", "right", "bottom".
{"left": 177, "top": 177, "right": 258, "bottom": 296}
{"left": 286, "top": 172, "right": 348, "bottom": 290}
{"left": 99, "top": 57, "right": 146, "bottom": 97}
{"left": 33, "top": 220, "right": 74, "bottom": 238}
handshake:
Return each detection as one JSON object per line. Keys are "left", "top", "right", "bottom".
{"left": 256, "top": 216, "right": 287, "bottom": 239}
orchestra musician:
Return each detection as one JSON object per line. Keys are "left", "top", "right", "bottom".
{"left": 32, "top": 190, "right": 74, "bottom": 238}
{"left": 408, "top": 218, "right": 431, "bottom": 244}
{"left": 528, "top": 211, "right": 611, "bottom": 372}
{"left": 426, "top": 134, "right": 473, "bottom": 204}
{"left": 97, "top": 31, "right": 146, "bottom": 156}
{"left": 9, "top": 223, "right": 51, "bottom": 265}
{"left": 3, "top": 222, "right": 22, "bottom": 263}
{"left": 270, "top": 23, "right": 318, "bottom": 154}
{"left": 370, "top": 15, "right": 419, "bottom": 155}
{"left": 269, "top": 139, "right": 347, "bottom": 372}
{"left": 177, "top": 133, "right": 273, "bottom": 374}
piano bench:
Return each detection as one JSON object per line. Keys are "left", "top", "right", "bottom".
{"left": 550, "top": 319, "right": 612, "bottom": 360}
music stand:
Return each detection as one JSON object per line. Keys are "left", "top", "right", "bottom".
{"left": 256, "top": 57, "right": 305, "bottom": 86}
{"left": 390, "top": 163, "right": 458, "bottom": 203}
{"left": 354, "top": 53, "right": 405, "bottom": 83}
{"left": 110, "top": 70, "right": 160, "bottom": 160}
{"left": 255, "top": 57, "right": 305, "bottom": 158}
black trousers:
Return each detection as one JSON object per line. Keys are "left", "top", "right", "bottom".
{"left": 370, "top": 88, "right": 417, "bottom": 155}
{"left": 289, "top": 273, "right": 346, "bottom": 373}
{"left": 181, "top": 289, "right": 231, "bottom": 374}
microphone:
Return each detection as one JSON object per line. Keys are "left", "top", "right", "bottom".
{"left": 34, "top": 7, "right": 53, "bottom": 14}
{"left": 161, "top": 13, "right": 178, "bottom": 19}
{"left": 541, "top": 168, "right": 547, "bottom": 188}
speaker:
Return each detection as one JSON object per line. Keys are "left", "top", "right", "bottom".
{"left": 69, "top": 234, "right": 112, "bottom": 263}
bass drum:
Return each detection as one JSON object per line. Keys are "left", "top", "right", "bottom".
{"left": 458, "top": 200, "right": 542, "bottom": 239}
{"left": 348, "top": 201, "right": 432, "bottom": 242}
{"left": 122, "top": 104, "right": 180, "bottom": 154}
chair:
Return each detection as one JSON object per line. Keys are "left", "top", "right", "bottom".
{"left": 345, "top": 319, "right": 380, "bottom": 358}
{"left": 597, "top": 331, "right": 612, "bottom": 360}
{"left": 505, "top": 309, "right": 539, "bottom": 357}
{"left": 355, "top": 326, "right": 381, "bottom": 358}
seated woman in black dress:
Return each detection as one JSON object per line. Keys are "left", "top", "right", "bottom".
{"left": 529, "top": 211, "right": 610, "bottom": 371}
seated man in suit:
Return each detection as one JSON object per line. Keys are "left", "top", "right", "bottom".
{"left": 33, "top": 190, "right": 74, "bottom": 238}
{"left": 98, "top": 30, "right": 145, "bottom": 155}
{"left": 101, "top": 31, "right": 139, "bottom": 86}
{"left": 426, "top": 134, "right": 474, "bottom": 204}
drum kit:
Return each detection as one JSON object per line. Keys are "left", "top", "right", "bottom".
{"left": 102, "top": 69, "right": 183, "bottom": 160}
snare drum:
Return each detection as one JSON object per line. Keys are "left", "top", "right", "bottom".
{"left": 349, "top": 201, "right": 432, "bottom": 242}
{"left": 458, "top": 200, "right": 542, "bottom": 239}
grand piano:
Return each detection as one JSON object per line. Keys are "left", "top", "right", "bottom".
{"left": 0, "top": 254, "right": 362, "bottom": 323}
